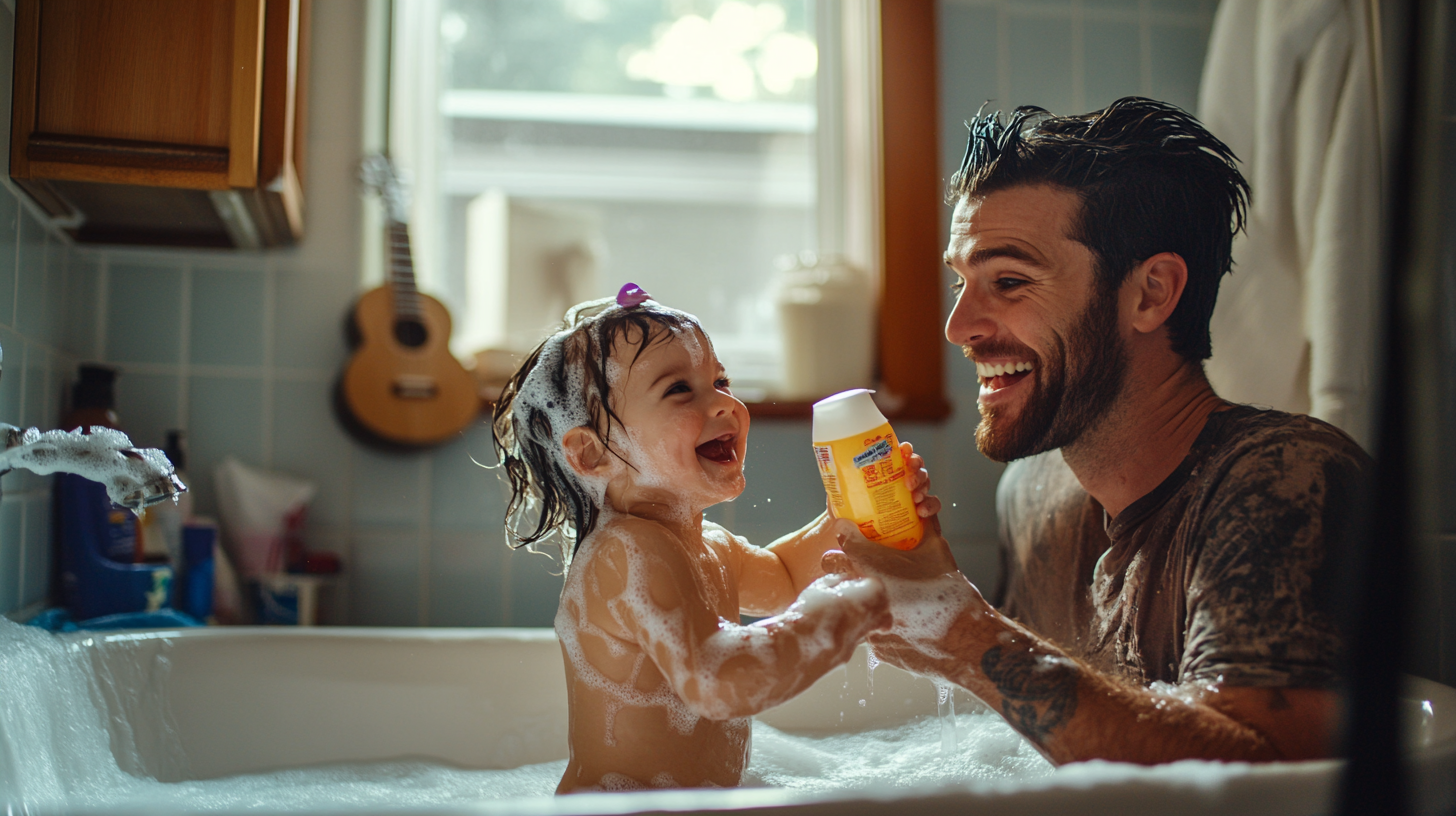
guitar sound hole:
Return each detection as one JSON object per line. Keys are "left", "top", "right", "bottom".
{"left": 394, "top": 319, "right": 428, "bottom": 347}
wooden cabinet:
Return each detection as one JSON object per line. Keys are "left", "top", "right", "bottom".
{"left": 9, "top": 0, "right": 309, "bottom": 248}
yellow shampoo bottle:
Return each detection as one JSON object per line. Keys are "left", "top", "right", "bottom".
{"left": 811, "top": 389, "right": 924, "bottom": 550}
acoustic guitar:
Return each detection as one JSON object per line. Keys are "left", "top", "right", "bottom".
{"left": 336, "top": 156, "right": 481, "bottom": 448}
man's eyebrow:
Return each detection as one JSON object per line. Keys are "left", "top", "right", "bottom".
{"left": 946, "top": 244, "right": 1047, "bottom": 269}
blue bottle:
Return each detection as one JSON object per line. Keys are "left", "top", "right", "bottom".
{"left": 55, "top": 365, "right": 174, "bottom": 619}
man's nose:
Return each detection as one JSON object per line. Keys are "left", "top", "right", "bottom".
{"left": 945, "top": 287, "right": 998, "bottom": 347}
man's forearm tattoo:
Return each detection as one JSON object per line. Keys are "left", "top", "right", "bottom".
{"left": 981, "top": 646, "right": 1080, "bottom": 742}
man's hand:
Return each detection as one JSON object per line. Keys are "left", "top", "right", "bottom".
{"left": 821, "top": 516, "right": 996, "bottom": 682}
{"left": 822, "top": 516, "right": 961, "bottom": 584}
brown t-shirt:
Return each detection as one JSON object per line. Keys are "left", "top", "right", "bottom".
{"left": 995, "top": 405, "right": 1370, "bottom": 689}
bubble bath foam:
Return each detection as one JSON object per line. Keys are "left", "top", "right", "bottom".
{"left": 811, "top": 390, "right": 923, "bottom": 550}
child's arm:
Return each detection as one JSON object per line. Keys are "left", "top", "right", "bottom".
{"left": 732, "top": 441, "right": 941, "bottom": 616}
{"left": 582, "top": 520, "right": 890, "bottom": 721}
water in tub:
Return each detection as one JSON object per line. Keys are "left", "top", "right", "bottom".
{"left": 0, "top": 617, "right": 1052, "bottom": 811}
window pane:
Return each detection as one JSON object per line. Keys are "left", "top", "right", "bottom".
{"left": 425, "top": 0, "right": 818, "bottom": 397}
{"left": 442, "top": 0, "right": 815, "bottom": 103}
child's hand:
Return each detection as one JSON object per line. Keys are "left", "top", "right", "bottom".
{"left": 900, "top": 441, "right": 941, "bottom": 526}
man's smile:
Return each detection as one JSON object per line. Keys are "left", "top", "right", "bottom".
{"left": 975, "top": 360, "right": 1036, "bottom": 397}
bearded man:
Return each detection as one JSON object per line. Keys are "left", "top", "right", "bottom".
{"left": 828, "top": 97, "right": 1370, "bottom": 764}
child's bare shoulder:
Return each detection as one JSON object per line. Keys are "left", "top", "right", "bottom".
{"left": 578, "top": 516, "right": 688, "bottom": 577}
{"left": 701, "top": 520, "right": 750, "bottom": 555}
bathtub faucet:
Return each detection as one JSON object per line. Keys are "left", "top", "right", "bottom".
{"left": 0, "top": 424, "right": 187, "bottom": 512}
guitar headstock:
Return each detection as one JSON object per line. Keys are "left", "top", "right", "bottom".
{"left": 359, "top": 154, "right": 411, "bottom": 225}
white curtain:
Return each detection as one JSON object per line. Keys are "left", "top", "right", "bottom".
{"left": 1199, "top": 0, "right": 1385, "bottom": 451}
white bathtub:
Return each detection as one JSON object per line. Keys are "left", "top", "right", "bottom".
{"left": 6, "top": 625, "right": 1456, "bottom": 815}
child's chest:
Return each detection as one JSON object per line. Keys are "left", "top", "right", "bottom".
{"left": 681, "top": 536, "right": 740, "bottom": 620}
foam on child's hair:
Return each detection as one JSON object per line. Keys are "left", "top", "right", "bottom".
{"left": 505, "top": 328, "right": 606, "bottom": 556}
{"left": 509, "top": 298, "right": 708, "bottom": 525}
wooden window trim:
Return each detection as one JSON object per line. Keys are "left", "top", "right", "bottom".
{"left": 750, "top": 0, "right": 947, "bottom": 423}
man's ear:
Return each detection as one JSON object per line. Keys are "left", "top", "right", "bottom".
{"left": 561, "top": 426, "right": 611, "bottom": 477}
{"left": 1127, "top": 252, "right": 1188, "bottom": 335}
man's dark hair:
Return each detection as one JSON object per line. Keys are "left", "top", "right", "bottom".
{"left": 949, "top": 97, "right": 1250, "bottom": 361}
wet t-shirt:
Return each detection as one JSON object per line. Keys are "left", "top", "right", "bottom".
{"left": 994, "top": 405, "right": 1370, "bottom": 689}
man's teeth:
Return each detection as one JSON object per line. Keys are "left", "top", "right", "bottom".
{"left": 975, "top": 361, "right": 1035, "bottom": 378}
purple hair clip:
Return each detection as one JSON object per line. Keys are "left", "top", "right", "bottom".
{"left": 616, "top": 282, "right": 651, "bottom": 308}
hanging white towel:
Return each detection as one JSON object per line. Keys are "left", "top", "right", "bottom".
{"left": 1199, "top": 0, "right": 1384, "bottom": 451}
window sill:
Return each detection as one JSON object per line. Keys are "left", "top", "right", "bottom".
{"left": 745, "top": 394, "right": 952, "bottom": 423}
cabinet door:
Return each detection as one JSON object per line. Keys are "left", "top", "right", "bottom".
{"left": 11, "top": 0, "right": 265, "bottom": 190}
{"left": 8, "top": 0, "right": 307, "bottom": 248}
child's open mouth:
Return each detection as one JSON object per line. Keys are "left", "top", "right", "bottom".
{"left": 695, "top": 434, "right": 738, "bottom": 464}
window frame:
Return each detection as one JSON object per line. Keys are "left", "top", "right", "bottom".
{"left": 363, "top": 0, "right": 948, "bottom": 423}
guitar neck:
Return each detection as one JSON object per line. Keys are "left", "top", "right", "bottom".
{"left": 387, "top": 221, "right": 423, "bottom": 319}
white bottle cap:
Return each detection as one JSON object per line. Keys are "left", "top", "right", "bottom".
{"left": 812, "top": 389, "right": 888, "bottom": 442}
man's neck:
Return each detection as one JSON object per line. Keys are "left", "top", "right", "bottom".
{"left": 1061, "top": 361, "right": 1227, "bottom": 519}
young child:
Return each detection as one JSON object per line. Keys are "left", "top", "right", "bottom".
{"left": 491, "top": 286, "right": 927, "bottom": 793}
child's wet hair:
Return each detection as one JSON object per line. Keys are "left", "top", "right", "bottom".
{"left": 491, "top": 297, "right": 703, "bottom": 562}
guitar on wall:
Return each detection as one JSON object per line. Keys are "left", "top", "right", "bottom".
{"left": 336, "top": 156, "right": 481, "bottom": 448}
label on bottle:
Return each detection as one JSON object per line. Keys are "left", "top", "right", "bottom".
{"left": 813, "top": 422, "right": 923, "bottom": 550}
{"left": 105, "top": 508, "right": 139, "bottom": 563}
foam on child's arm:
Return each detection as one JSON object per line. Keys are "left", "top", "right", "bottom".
{"left": 570, "top": 527, "right": 885, "bottom": 722}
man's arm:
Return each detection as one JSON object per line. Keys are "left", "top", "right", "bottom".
{"left": 831, "top": 524, "right": 1336, "bottom": 765}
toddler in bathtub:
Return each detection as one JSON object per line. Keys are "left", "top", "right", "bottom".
{"left": 490, "top": 285, "right": 936, "bottom": 793}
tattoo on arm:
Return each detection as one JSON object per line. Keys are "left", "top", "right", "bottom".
{"left": 981, "top": 646, "right": 1080, "bottom": 742}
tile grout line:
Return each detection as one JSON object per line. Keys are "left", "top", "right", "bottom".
{"left": 14, "top": 339, "right": 27, "bottom": 604}
{"left": 9, "top": 197, "right": 19, "bottom": 330}
{"left": 261, "top": 260, "right": 277, "bottom": 468}
{"left": 94, "top": 255, "right": 109, "bottom": 362}
{"left": 14, "top": 487, "right": 25, "bottom": 605}
{"left": 996, "top": 3, "right": 1011, "bottom": 107}
{"left": 106, "top": 361, "right": 333, "bottom": 381}
{"left": 1071, "top": 0, "right": 1085, "bottom": 113}
{"left": 17, "top": 336, "right": 28, "bottom": 428}
{"left": 499, "top": 533, "right": 513, "bottom": 626}
{"left": 1139, "top": 0, "right": 1154, "bottom": 97}
{"left": 417, "top": 455, "right": 432, "bottom": 625}
{"left": 177, "top": 263, "right": 192, "bottom": 432}
{"left": 42, "top": 236, "right": 56, "bottom": 426}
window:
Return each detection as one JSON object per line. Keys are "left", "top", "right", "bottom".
{"left": 377, "top": 0, "right": 946, "bottom": 418}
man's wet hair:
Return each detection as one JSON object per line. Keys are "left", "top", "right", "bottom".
{"left": 949, "top": 96, "right": 1250, "bottom": 361}
{"left": 491, "top": 299, "right": 700, "bottom": 562}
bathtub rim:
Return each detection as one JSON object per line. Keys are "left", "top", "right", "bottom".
{"left": 51, "top": 625, "right": 1456, "bottom": 816}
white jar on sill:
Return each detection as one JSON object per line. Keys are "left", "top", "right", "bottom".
{"left": 774, "top": 253, "right": 876, "bottom": 401}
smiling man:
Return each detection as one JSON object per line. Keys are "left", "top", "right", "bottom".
{"left": 829, "top": 97, "right": 1371, "bottom": 765}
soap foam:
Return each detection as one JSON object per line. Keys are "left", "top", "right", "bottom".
{"left": 879, "top": 573, "right": 976, "bottom": 661}
{"left": 501, "top": 301, "right": 710, "bottom": 559}
{"left": 0, "top": 426, "right": 180, "bottom": 509}
{"left": 2, "top": 616, "right": 1297, "bottom": 813}
{"left": 13, "top": 714, "right": 1051, "bottom": 812}
{"left": 556, "top": 524, "right": 884, "bottom": 740}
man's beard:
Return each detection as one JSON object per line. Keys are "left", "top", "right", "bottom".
{"left": 974, "top": 287, "right": 1128, "bottom": 462}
